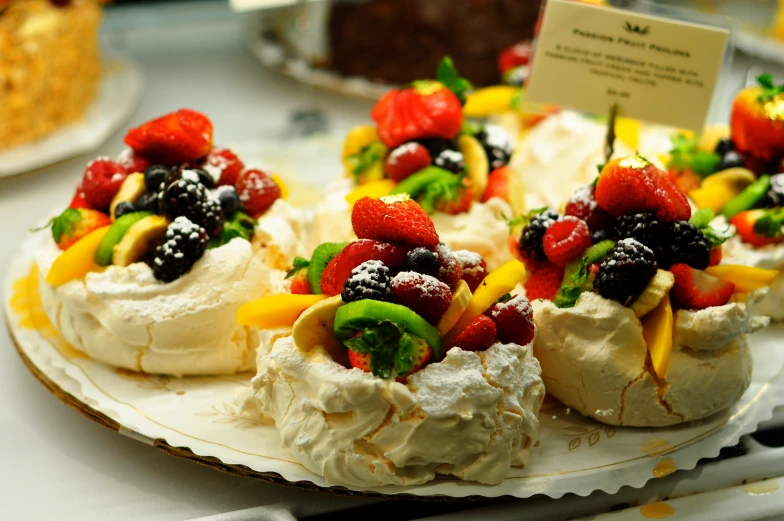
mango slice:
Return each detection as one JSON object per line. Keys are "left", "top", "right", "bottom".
{"left": 443, "top": 260, "right": 527, "bottom": 348}
{"left": 46, "top": 226, "right": 111, "bottom": 286}
{"left": 616, "top": 117, "right": 640, "bottom": 150}
{"left": 463, "top": 86, "right": 518, "bottom": 118}
{"left": 237, "top": 294, "right": 326, "bottom": 327}
{"left": 688, "top": 167, "right": 756, "bottom": 213}
{"left": 641, "top": 293, "right": 673, "bottom": 379}
{"left": 271, "top": 175, "right": 289, "bottom": 200}
{"left": 704, "top": 265, "right": 779, "bottom": 293}
{"left": 345, "top": 179, "right": 397, "bottom": 206}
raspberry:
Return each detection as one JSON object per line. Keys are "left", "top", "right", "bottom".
{"left": 341, "top": 260, "right": 392, "bottom": 303}
{"left": 390, "top": 271, "right": 452, "bottom": 325}
{"left": 524, "top": 262, "right": 564, "bottom": 301}
{"left": 236, "top": 168, "right": 282, "bottom": 216}
{"left": 405, "top": 247, "right": 439, "bottom": 277}
{"left": 656, "top": 221, "right": 710, "bottom": 270}
{"left": 486, "top": 294, "right": 534, "bottom": 346}
{"left": 519, "top": 209, "right": 560, "bottom": 262}
{"left": 614, "top": 213, "right": 661, "bottom": 250}
{"left": 320, "top": 240, "right": 407, "bottom": 296}
{"left": 543, "top": 216, "right": 591, "bottom": 266}
{"left": 352, "top": 194, "right": 440, "bottom": 249}
{"left": 81, "top": 158, "right": 128, "bottom": 210}
{"left": 594, "top": 238, "right": 657, "bottom": 304}
{"left": 116, "top": 148, "right": 151, "bottom": 174}
{"left": 564, "top": 184, "right": 612, "bottom": 231}
{"left": 152, "top": 217, "right": 209, "bottom": 282}
{"left": 453, "top": 315, "right": 497, "bottom": 352}
{"left": 206, "top": 148, "right": 245, "bottom": 187}
{"left": 385, "top": 142, "right": 432, "bottom": 182}
{"left": 434, "top": 243, "right": 463, "bottom": 288}
{"left": 452, "top": 250, "right": 488, "bottom": 292}
{"left": 475, "top": 125, "right": 513, "bottom": 170}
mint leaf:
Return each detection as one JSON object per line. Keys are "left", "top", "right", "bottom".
{"left": 436, "top": 56, "right": 473, "bottom": 105}
{"left": 343, "top": 322, "right": 403, "bottom": 379}
{"left": 209, "top": 211, "right": 256, "bottom": 249}
{"left": 285, "top": 256, "right": 310, "bottom": 279}
{"left": 49, "top": 208, "right": 81, "bottom": 244}
{"left": 554, "top": 240, "right": 614, "bottom": 308}
{"left": 667, "top": 133, "right": 720, "bottom": 176}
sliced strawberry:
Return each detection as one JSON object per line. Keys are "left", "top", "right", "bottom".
{"left": 348, "top": 349, "right": 371, "bottom": 372}
{"left": 206, "top": 148, "right": 245, "bottom": 187}
{"left": 730, "top": 209, "right": 784, "bottom": 247}
{"left": 452, "top": 250, "right": 488, "bottom": 292}
{"left": 657, "top": 172, "right": 692, "bottom": 221}
{"left": 290, "top": 270, "right": 311, "bottom": 295}
{"left": 124, "top": 109, "right": 213, "bottom": 165}
{"left": 390, "top": 271, "right": 452, "bottom": 325}
{"left": 320, "top": 239, "right": 407, "bottom": 296}
{"left": 524, "top": 262, "right": 564, "bottom": 301}
{"left": 397, "top": 342, "right": 432, "bottom": 381}
{"left": 352, "top": 194, "right": 440, "bottom": 249}
{"left": 385, "top": 142, "right": 432, "bottom": 182}
{"left": 434, "top": 243, "right": 463, "bottom": 289}
{"left": 236, "top": 168, "right": 282, "bottom": 217}
{"left": 543, "top": 216, "right": 591, "bottom": 266}
{"left": 81, "top": 158, "right": 128, "bottom": 210}
{"left": 433, "top": 185, "right": 473, "bottom": 215}
{"left": 453, "top": 314, "right": 497, "bottom": 352}
{"left": 670, "top": 263, "right": 735, "bottom": 309}
{"left": 564, "top": 184, "right": 612, "bottom": 231}
{"left": 709, "top": 246, "right": 722, "bottom": 267}
{"left": 486, "top": 294, "right": 535, "bottom": 346}
{"left": 481, "top": 165, "right": 515, "bottom": 204}
{"left": 50, "top": 208, "right": 111, "bottom": 250}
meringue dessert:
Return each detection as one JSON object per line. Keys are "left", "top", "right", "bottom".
{"left": 241, "top": 194, "right": 544, "bottom": 486}
{"left": 36, "top": 109, "right": 307, "bottom": 375}
{"left": 312, "top": 58, "right": 522, "bottom": 271}
{"left": 517, "top": 155, "right": 775, "bottom": 427}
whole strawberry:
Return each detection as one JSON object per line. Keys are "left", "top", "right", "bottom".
{"left": 486, "top": 294, "right": 535, "bottom": 346}
{"left": 352, "top": 194, "right": 440, "bottom": 249}
{"left": 731, "top": 74, "right": 784, "bottom": 161}
{"left": 453, "top": 314, "right": 497, "bottom": 352}
{"left": 49, "top": 208, "right": 110, "bottom": 250}
{"left": 390, "top": 271, "right": 452, "bottom": 325}
{"left": 81, "top": 158, "right": 128, "bottom": 210}
{"left": 124, "top": 109, "right": 213, "bottom": 165}
{"left": 236, "top": 168, "right": 282, "bottom": 216}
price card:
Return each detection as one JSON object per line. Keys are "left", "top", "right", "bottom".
{"left": 526, "top": 0, "right": 730, "bottom": 130}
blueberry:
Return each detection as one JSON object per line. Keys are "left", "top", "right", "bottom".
{"left": 189, "top": 167, "right": 215, "bottom": 189}
{"left": 591, "top": 228, "right": 612, "bottom": 244}
{"left": 405, "top": 247, "right": 439, "bottom": 277}
{"left": 144, "top": 164, "right": 170, "bottom": 191}
{"left": 434, "top": 149, "right": 465, "bottom": 174}
{"left": 214, "top": 186, "right": 241, "bottom": 217}
{"left": 714, "top": 138, "right": 735, "bottom": 156}
{"left": 136, "top": 191, "right": 160, "bottom": 213}
{"left": 716, "top": 150, "right": 745, "bottom": 171}
{"left": 114, "top": 201, "right": 137, "bottom": 219}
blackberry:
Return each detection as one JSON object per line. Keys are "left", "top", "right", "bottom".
{"left": 591, "top": 228, "right": 612, "bottom": 244}
{"left": 214, "top": 185, "right": 241, "bottom": 218}
{"left": 188, "top": 167, "right": 216, "bottom": 189}
{"left": 594, "top": 238, "right": 657, "bottom": 304}
{"left": 475, "top": 125, "right": 514, "bottom": 169}
{"left": 763, "top": 173, "right": 784, "bottom": 207}
{"left": 184, "top": 196, "right": 224, "bottom": 237}
{"left": 614, "top": 213, "right": 660, "bottom": 249}
{"left": 716, "top": 150, "right": 744, "bottom": 172}
{"left": 152, "top": 217, "right": 209, "bottom": 282}
{"left": 416, "top": 138, "right": 457, "bottom": 159}
{"left": 160, "top": 170, "right": 206, "bottom": 215}
{"left": 341, "top": 260, "right": 391, "bottom": 303}
{"left": 714, "top": 137, "right": 735, "bottom": 156}
{"left": 433, "top": 149, "right": 465, "bottom": 174}
{"left": 519, "top": 209, "right": 560, "bottom": 262}
{"left": 657, "top": 221, "right": 710, "bottom": 270}
{"left": 405, "top": 247, "right": 439, "bottom": 277}
{"left": 144, "top": 164, "right": 170, "bottom": 191}
{"left": 114, "top": 201, "right": 137, "bottom": 219}
{"left": 136, "top": 191, "right": 161, "bottom": 214}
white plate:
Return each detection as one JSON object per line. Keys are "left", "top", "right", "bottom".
{"left": 0, "top": 58, "right": 143, "bottom": 178}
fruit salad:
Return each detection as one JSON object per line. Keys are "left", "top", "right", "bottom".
{"left": 312, "top": 58, "right": 524, "bottom": 271}
{"left": 523, "top": 155, "right": 775, "bottom": 427}
{"left": 239, "top": 195, "right": 545, "bottom": 486}
{"left": 35, "top": 109, "right": 308, "bottom": 375}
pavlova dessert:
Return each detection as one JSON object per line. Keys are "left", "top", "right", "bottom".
{"left": 313, "top": 58, "right": 523, "bottom": 271}
{"left": 518, "top": 155, "right": 776, "bottom": 427}
{"left": 241, "top": 194, "right": 544, "bottom": 486}
{"left": 36, "top": 109, "right": 307, "bottom": 375}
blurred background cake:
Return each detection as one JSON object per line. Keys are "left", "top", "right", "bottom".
{"left": 0, "top": 0, "right": 102, "bottom": 150}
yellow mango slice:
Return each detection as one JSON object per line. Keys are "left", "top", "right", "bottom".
{"left": 688, "top": 168, "right": 755, "bottom": 212}
{"left": 271, "top": 175, "right": 289, "bottom": 200}
{"left": 443, "top": 260, "right": 527, "bottom": 347}
{"left": 237, "top": 294, "right": 326, "bottom": 327}
{"left": 345, "top": 179, "right": 397, "bottom": 206}
{"left": 705, "top": 265, "right": 779, "bottom": 293}
{"left": 46, "top": 226, "right": 111, "bottom": 286}
{"left": 463, "top": 86, "right": 519, "bottom": 117}
{"left": 697, "top": 124, "right": 730, "bottom": 152}
{"left": 641, "top": 293, "right": 673, "bottom": 379}
{"left": 616, "top": 117, "right": 640, "bottom": 150}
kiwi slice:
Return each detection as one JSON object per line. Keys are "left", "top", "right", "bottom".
{"left": 391, "top": 166, "right": 455, "bottom": 200}
{"left": 307, "top": 242, "right": 349, "bottom": 294}
{"left": 334, "top": 300, "right": 442, "bottom": 358}
{"left": 94, "top": 211, "right": 153, "bottom": 266}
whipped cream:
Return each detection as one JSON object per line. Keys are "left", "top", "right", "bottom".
{"left": 244, "top": 335, "right": 545, "bottom": 486}
{"left": 532, "top": 291, "right": 767, "bottom": 426}
{"left": 722, "top": 235, "right": 784, "bottom": 320}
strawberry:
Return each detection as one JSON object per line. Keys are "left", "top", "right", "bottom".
{"left": 543, "top": 216, "right": 591, "bottom": 266}
{"left": 670, "top": 263, "right": 735, "bottom": 310}
{"left": 730, "top": 209, "right": 784, "bottom": 247}
{"left": 709, "top": 246, "right": 722, "bottom": 267}
{"left": 124, "top": 109, "right": 213, "bottom": 165}
{"left": 347, "top": 341, "right": 432, "bottom": 382}
{"left": 481, "top": 166, "right": 516, "bottom": 204}
{"left": 498, "top": 41, "right": 532, "bottom": 73}
{"left": 564, "top": 184, "right": 612, "bottom": 231}
{"left": 289, "top": 270, "right": 311, "bottom": 295}
{"left": 486, "top": 294, "right": 535, "bottom": 346}
{"left": 352, "top": 194, "right": 440, "bottom": 249}
{"left": 206, "top": 148, "right": 245, "bottom": 187}
{"left": 81, "top": 158, "right": 128, "bottom": 210}
{"left": 390, "top": 271, "right": 452, "bottom": 325}
{"left": 657, "top": 171, "right": 692, "bottom": 221}
{"left": 730, "top": 74, "right": 784, "bottom": 161}
{"left": 453, "top": 314, "right": 497, "bottom": 352}
{"left": 371, "top": 82, "right": 463, "bottom": 149}
{"left": 524, "top": 262, "right": 564, "bottom": 301}
{"left": 433, "top": 185, "right": 473, "bottom": 215}
{"left": 348, "top": 349, "right": 372, "bottom": 372}
{"left": 670, "top": 168, "right": 702, "bottom": 194}
{"left": 236, "top": 168, "right": 282, "bottom": 217}
{"left": 320, "top": 239, "right": 407, "bottom": 296}
{"left": 385, "top": 142, "right": 432, "bottom": 182}
{"left": 452, "top": 250, "right": 488, "bottom": 292}
{"left": 69, "top": 185, "right": 91, "bottom": 209}
{"left": 434, "top": 243, "right": 463, "bottom": 288}
{"left": 49, "top": 208, "right": 110, "bottom": 250}
{"left": 116, "top": 148, "right": 151, "bottom": 174}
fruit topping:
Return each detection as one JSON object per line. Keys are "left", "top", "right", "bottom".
{"left": 433, "top": 182, "right": 473, "bottom": 215}
{"left": 656, "top": 220, "right": 710, "bottom": 270}
{"left": 519, "top": 208, "right": 560, "bottom": 263}
{"left": 94, "top": 211, "right": 154, "bottom": 266}
{"left": 205, "top": 148, "right": 245, "bottom": 187}
{"left": 341, "top": 260, "right": 392, "bottom": 303}
{"left": 320, "top": 239, "right": 407, "bottom": 296}
{"left": 641, "top": 293, "right": 673, "bottom": 378}
{"left": 343, "top": 126, "right": 387, "bottom": 184}
{"left": 716, "top": 149, "right": 745, "bottom": 172}
{"left": 453, "top": 314, "right": 497, "bottom": 352}
{"left": 405, "top": 247, "right": 439, "bottom": 277}
{"left": 564, "top": 184, "right": 612, "bottom": 231}
{"left": 730, "top": 209, "right": 784, "bottom": 247}
{"left": 124, "top": 109, "right": 213, "bottom": 165}
{"left": 688, "top": 168, "right": 756, "bottom": 213}
{"left": 69, "top": 186, "right": 91, "bottom": 210}
{"left": 433, "top": 149, "right": 465, "bottom": 175}
{"left": 160, "top": 170, "right": 224, "bottom": 236}
{"left": 291, "top": 295, "right": 346, "bottom": 363}
{"left": 81, "top": 158, "right": 128, "bottom": 210}
{"left": 542, "top": 216, "right": 592, "bottom": 266}
{"left": 486, "top": 294, "right": 534, "bottom": 346}
{"left": 110, "top": 173, "right": 147, "bottom": 220}
{"left": 352, "top": 194, "right": 440, "bottom": 249}
{"left": 670, "top": 263, "right": 735, "bottom": 310}
{"left": 237, "top": 294, "right": 327, "bottom": 328}
{"left": 152, "top": 217, "right": 209, "bottom": 282}
{"left": 136, "top": 191, "right": 161, "bottom": 214}
{"left": 452, "top": 250, "right": 488, "bottom": 291}
{"left": 704, "top": 265, "right": 779, "bottom": 293}
{"left": 475, "top": 125, "right": 513, "bottom": 170}
{"left": 434, "top": 243, "right": 463, "bottom": 288}
{"left": 213, "top": 185, "right": 241, "bottom": 218}
{"left": 730, "top": 74, "right": 784, "bottom": 161}
{"left": 721, "top": 175, "right": 771, "bottom": 219}
{"left": 498, "top": 41, "right": 532, "bottom": 73}
{"left": 630, "top": 269, "right": 675, "bottom": 318}
{"left": 287, "top": 258, "right": 312, "bottom": 295}
{"left": 116, "top": 148, "right": 152, "bottom": 175}
{"left": 390, "top": 271, "right": 452, "bottom": 325}
{"left": 553, "top": 239, "right": 614, "bottom": 308}
{"left": 111, "top": 215, "right": 170, "bottom": 268}
{"left": 391, "top": 166, "right": 466, "bottom": 214}
{"left": 524, "top": 262, "right": 564, "bottom": 301}
{"left": 385, "top": 142, "right": 432, "bottom": 182}
{"left": 46, "top": 226, "right": 111, "bottom": 286}
{"left": 49, "top": 208, "right": 111, "bottom": 251}
{"left": 307, "top": 242, "right": 349, "bottom": 295}
{"left": 614, "top": 212, "right": 660, "bottom": 250}
{"left": 344, "top": 179, "right": 397, "bottom": 206}
{"left": 236, "top": 168, "right": 282, "bottom": 217}
{"left": 436, "top": 280, "right": 471, "bottom": 335}
{"left": 114, "top": 202, "right": 137, "bottom": 220}
{"left": 594, "top": 238, "right": 657, "bottom": 305}
{"left": 458, "top": 134, "right": 489, "bottom": 198}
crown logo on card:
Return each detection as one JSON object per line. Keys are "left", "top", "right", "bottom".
{"left": 622, "top": 21, "right": 650, "bottom": 35}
